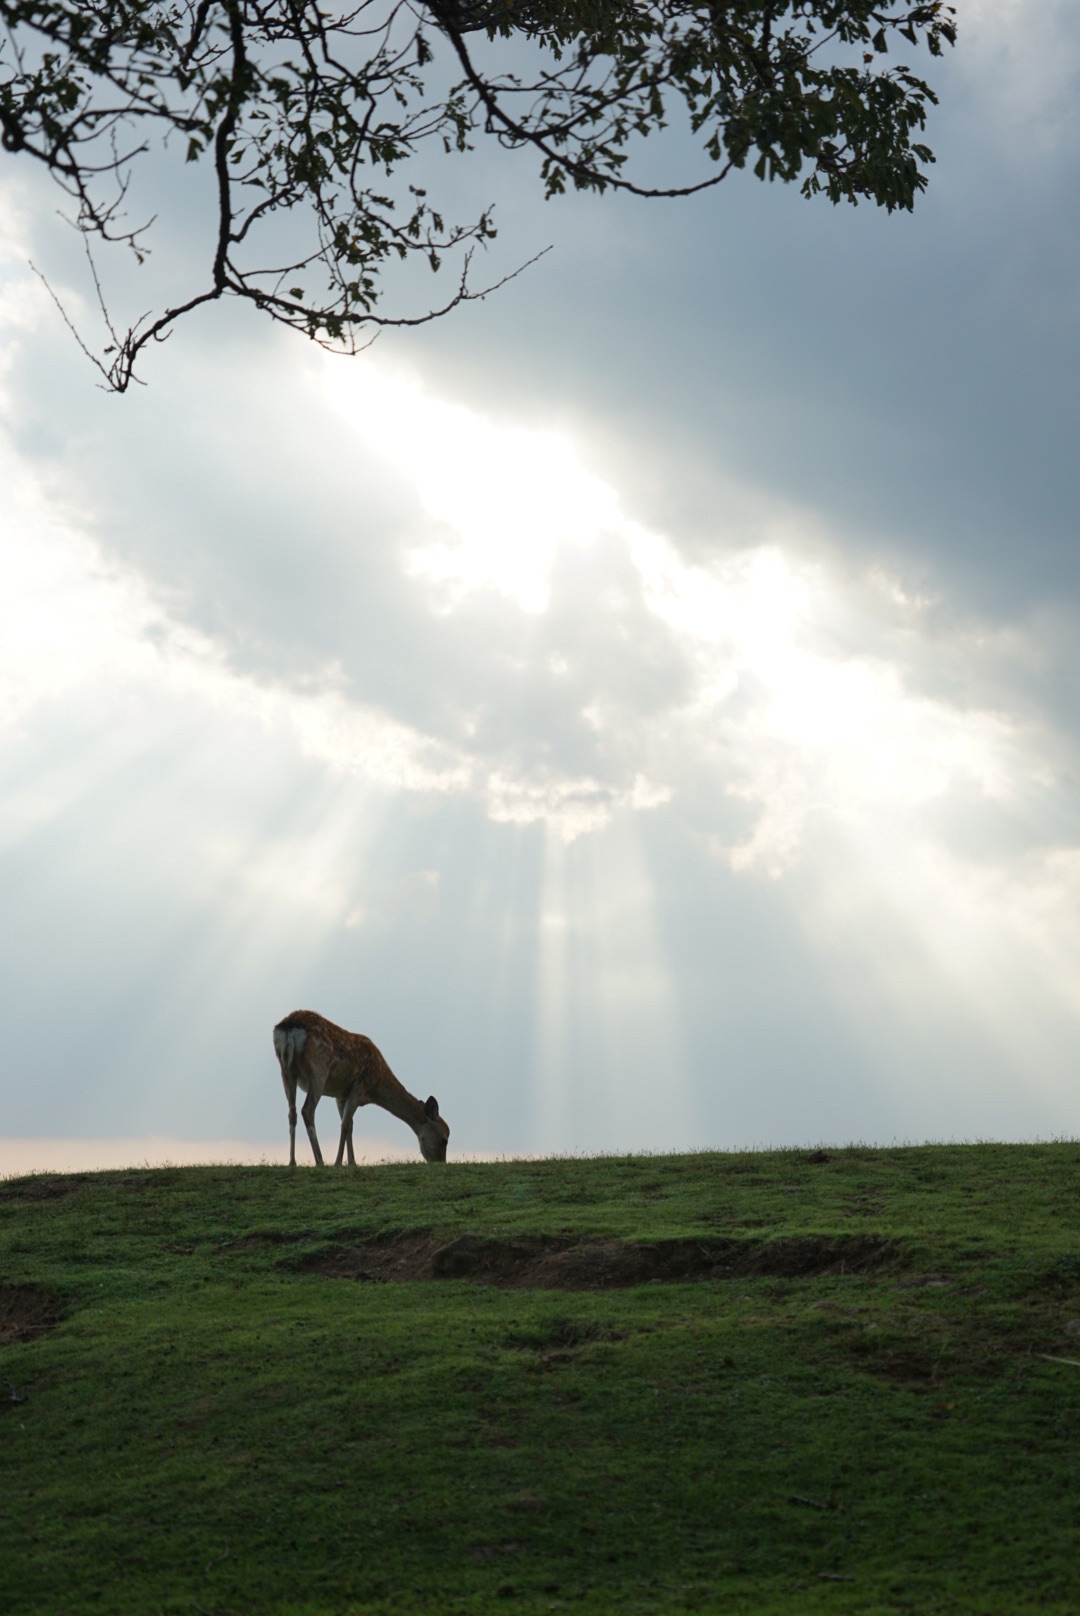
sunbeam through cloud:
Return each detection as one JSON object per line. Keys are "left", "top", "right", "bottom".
{"left": 4, "top": 147, "right": 1080, "bottom": 1155}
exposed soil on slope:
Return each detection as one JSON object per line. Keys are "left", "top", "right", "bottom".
{"left": 0, "top": 1175, "right": 89, "bottom": 1202}
{"left": 0, "top": 1283, "right": 65, "bottom": 1343}
{"left": 288, "top": 1231, "right": 900, "bottom": 1289}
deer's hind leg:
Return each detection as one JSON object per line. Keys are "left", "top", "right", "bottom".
{"left": 281, "top": 1067, "right": 299, "bottom": 1168}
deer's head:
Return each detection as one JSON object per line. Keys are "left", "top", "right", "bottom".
{"left": 418, "top": 1095, "right": 450, "bottom": 1162}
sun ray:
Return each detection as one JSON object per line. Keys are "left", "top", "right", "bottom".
{"left": 6, "top": 333, "right": 1080, "bottom": 1151}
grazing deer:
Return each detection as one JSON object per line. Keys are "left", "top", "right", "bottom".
{"left": 273, "top": 1010, "right": 449, "bottom": 1167}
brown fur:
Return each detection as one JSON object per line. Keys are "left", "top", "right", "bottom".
{"left": 273, "top": 1009, "right": 449, "bottom": 1167}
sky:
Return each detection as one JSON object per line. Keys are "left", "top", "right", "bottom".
{"left": 2, "top": 0, "right": 1080, "bottom": 1171}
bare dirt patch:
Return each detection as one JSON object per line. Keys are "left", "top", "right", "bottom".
{"left": 0, "top": 1283, "right": 65, "bottom": 1344}
{"left": 0, "top": 1175, "right": 88, "bottom": 1202}
{"left": 288, "top": 1231, "right": 900, "bottom": 1289}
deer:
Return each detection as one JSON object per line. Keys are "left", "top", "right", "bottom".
{"left": 273, "top": 1009, "right": 449, "bottom": 1167}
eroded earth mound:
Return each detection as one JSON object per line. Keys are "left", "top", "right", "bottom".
{"left": 287, "top": 1230, "right": 899, "bottom": 1289}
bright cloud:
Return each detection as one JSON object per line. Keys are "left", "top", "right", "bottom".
{"left": 326, "top": 360, "right": 618, "bottom": 613}
{"left": 5, "top": 348, "right": 1031, "bottom": 870}
{"left": 321, "top": 357, "right": 1029, "bottom": 874}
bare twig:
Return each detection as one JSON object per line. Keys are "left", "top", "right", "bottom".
{"left": 28, "top": 261, "right": 147, "bottom": 390}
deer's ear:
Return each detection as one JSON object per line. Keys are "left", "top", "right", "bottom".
{"left": 425, "top": 1096, "right": 440, "bottom": 1120}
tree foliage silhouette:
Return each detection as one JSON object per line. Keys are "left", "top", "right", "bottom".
{"left": 0, "top": 0, "right": 955, "bottom": 388}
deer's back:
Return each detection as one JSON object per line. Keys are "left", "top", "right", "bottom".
{"left": 274, "top": 1009, "right": 390, "bottom": 1101}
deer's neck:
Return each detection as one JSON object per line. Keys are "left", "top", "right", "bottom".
{"left": 375, "top": 1073, "right": 429, "bottom": 1140}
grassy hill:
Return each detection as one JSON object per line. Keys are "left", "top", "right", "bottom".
{"left": 2, "top": 1143, "right": 1079, "bottom": 1614}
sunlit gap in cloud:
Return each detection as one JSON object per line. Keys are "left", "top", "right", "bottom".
{"left": 325, "top": 360, "right": 618, "bottom": 615}
{"left": 322, "top": 357, "right": 1019, "bottom": 864}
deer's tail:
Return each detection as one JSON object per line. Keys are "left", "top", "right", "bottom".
{"left": 273, "top": 1021, "right": 308, "bottom": 1069}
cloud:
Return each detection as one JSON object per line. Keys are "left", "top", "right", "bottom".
{"left": 958, "top": 0, "right": 1080, "bottom": 150}
{"left": 3, "top": 324, "right": 1045, "bottom": 865}
{"left": 4, "top": 334, "right": 1080, "bottom": 1155}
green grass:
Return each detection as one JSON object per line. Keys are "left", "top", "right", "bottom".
{"left": 2, "top": 1143, "right": 1080, "bottom": 1614}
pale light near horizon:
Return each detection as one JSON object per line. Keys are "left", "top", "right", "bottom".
{"left": 0, "top": 1137, "right": 513, "bottom": 1178}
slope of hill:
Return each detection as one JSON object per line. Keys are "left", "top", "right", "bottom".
{"left": 2, "top": 1144, "right": 1079, "bottom": 1613}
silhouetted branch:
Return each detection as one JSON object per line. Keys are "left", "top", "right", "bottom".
{"left": 0, "top": 0, "right": 956, "bottom": 388}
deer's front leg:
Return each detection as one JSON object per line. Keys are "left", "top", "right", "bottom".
{"left": 335, "top": 1087, "right": 362, "bottom": 1167}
